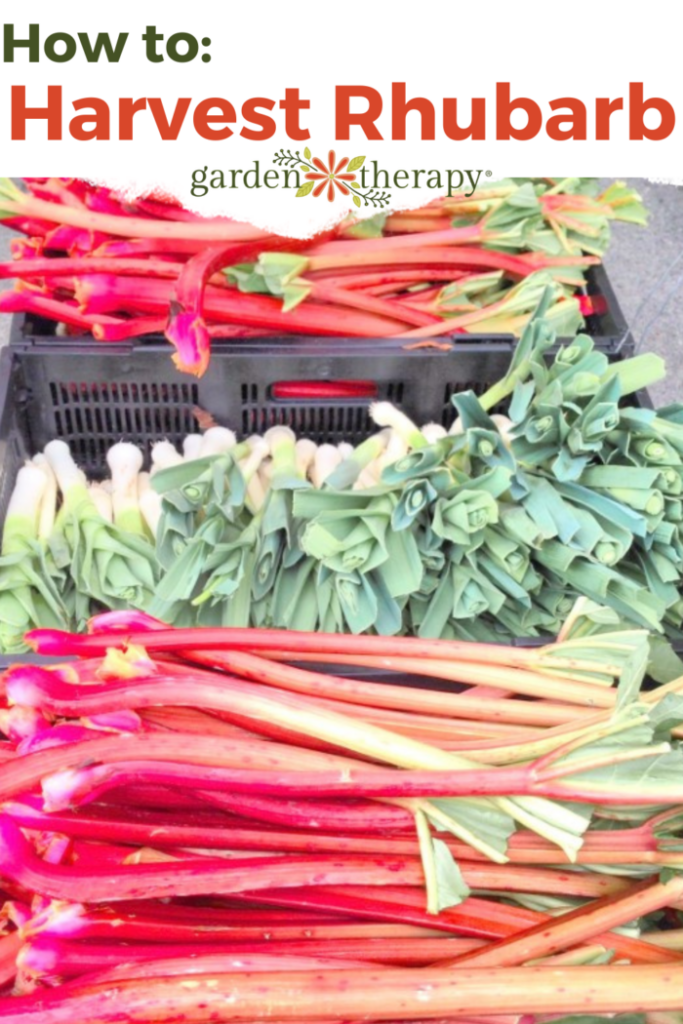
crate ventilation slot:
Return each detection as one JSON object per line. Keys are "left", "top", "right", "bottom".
{"left": 48, "top": 380, "right": 199, "bottom": 470}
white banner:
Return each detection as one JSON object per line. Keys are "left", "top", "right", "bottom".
{"left": 0, "top": 0, "right": 680, "bottom": 235}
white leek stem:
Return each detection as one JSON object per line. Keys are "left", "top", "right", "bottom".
{"left": 295, "top": 439, "right": 318, "bottom": 480}
{"left": 138, "top": 472, "right": 162, "bottom": 537}
{"left": 311, "top": 444, "right": 342, "bottom": 488}
{"left": 421, "top": 422, "right": 448, "bottom": 444}
{"left": 354, "top": 464, "right": 380, "bottom": 490}
{"left": 490, "top": 413, "right": 514, "bottom": 448}
{"left": 376, "top": 430, "right": 409, "bottom": 476}
{"left": 107, "top": 443, "right": 143, "bottom": 495}
{"left": 449, "top": 417, "right": 464, "bottom": 436}
{"left": 151, "top": 441, "right": 183, "bottom": 475}
{"left": 32, "top": 454, "right": 58, "bottom": 542}
{"left": 264, "top": 426, "right": 297, "bottom": 481}
{"left": 240, "top": 440, "right": 270, "bottom": 483}
{"left": 183, "top": 434, "right": 203, "bottom": 462}
{"left": 88, "top": 484, "right": 113, "bottom": 523}
{"left": 369, "top": 402, "right": 427, "bottom": 449}
{"left": 44, "top": 440, "right": 87, "bottom": 501}
{"left": 264, "top": 425, "right": 296, "bottom": 452}
{"left": 199, "top": 426, "right": 236, "bottom": 458}
{"left": 246, "top": 475, "right": 267, "bottom": 514}
{"left": 239, "top": 440, "right": 270, "bottom": 513}
{"left": 337, "top": 443, "right": 354, "bottom": 461}
{"left": 3, "top": 464, "right": 47, "bottom": 553}
{"left": 107, "top": 443, "right": 145, "bottom": 536}
{"left": 327, "top": 431, "right": 389, "bottom": 490}
{"left": 259, "top": 459, "right": 273, "bottom": 486}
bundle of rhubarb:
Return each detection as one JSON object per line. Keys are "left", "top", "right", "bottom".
{"left": 2, "top": 298, "right": 681, "bottom": 651}
{"left": 0, "top": 612, "right": 682, "bottom": 1018}
{"left": 0, "top": 177, "right": 645, "bottom": 376}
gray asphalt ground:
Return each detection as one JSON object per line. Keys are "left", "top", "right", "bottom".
{"left": 601, "top": 180, "right": 683, "bottom": 406}
{"left": 1, "top": 179, "right": 682, "bottom": 403}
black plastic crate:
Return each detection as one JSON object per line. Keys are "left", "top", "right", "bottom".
{"left": 9, "top": 264, "right": 632, "bottom": 356}
{"left": 0, "top": 319, "right": 643, "bottom": 507}
{"left": 0, "top": 327, "right": 645, "bottom": 669}
{"left": 0, "top": 330, "right": 559, "bottom": 476}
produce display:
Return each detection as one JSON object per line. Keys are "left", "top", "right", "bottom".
{"left": 0, "top": 177, "right": 645, "bottom": 376}
{"left": 0, "top": 611, "right": 682, "bottom": 1017}
{"left": 0, "top": 171, "right": 680, "bottom": 1023}
{"left": 1, "top": 299, "right": 680, "bottom": 652}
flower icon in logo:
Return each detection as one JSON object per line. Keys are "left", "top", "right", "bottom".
{"left": 304, "top": 150, "right": 357, "bottom": 202}
{"left": 273, "top": 148, "right": 391, "bottom": 208}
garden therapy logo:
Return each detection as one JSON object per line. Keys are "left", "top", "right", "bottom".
{"left": 274, "top": 148, "right": 391, "bottom": 208}
{"left": 190, "top": 154, "right": 486, "bottom": 202}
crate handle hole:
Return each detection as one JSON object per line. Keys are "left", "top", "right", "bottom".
{"left": 269, "top": 380, "right": 378, "bottom": 402}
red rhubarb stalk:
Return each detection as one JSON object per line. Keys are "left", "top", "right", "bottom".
{"left": 182, "top": 646, "right": 607, "bottom": 719}
{"left": 0, "top": 258, "right": 186, "bottom": 282}
{"left": 27, "top": 903, "right": 442, "bottom": 945}
{"left": 0, "top": 290, "right": 122, "bottom": 331}
{"left": 20, "top": 943, "right": 381, "bottom": 986}
{"left": 0, "top": 189, "right": 272, "bottom": 241}
{"left": 2, "top": 800, "right": 624, "bottom": 900}
{"left": 444, "top": 875, "right": 683, "bottom": 968}
{"left": 19, "top": 935, "right": 477, "bottom": 977}
{"left": 1, "top": 963, "right": 681, "bottom": 1021}
{"left": 29, "top": 623, "right": 542, "bottom": 667}
{"left": 190, "top": 789, "right": 415, "bottom": 832}
{"left": 20, "top": 937, "right": 432, "bottom": 983}
{"left": 307, "top": 246, "right": 536, "bottom": 278}
{"left": 93, "top": 237, "right": 217, "bottom": 257}
{"left": 245, "top": 886, "right": 676, "bottom": 964}
{"left": 35, "top": 748, "right": 677, "bottom": 806}
{"left": 306, "top": 282, "right": 440, "bottom": 328}
{"left": 37, "top": 757, "right": 552, "bottom": 804}
{"left": 5, "top": 666, "right": 568, "bottom": 793}
{"left": 72, "top": 277, "right": 411, "bottom": 341}
{"left": 93, "top": 318, "right": 265, "bottom": 343}
{"left": 306, "top": 270, "right": 468, "bottom": 290}
{"left": 166, "top": 237, "right": 304, "bottom": 375}
{"left": 306, "top": 227, "right": 485, "bottom": 255}
{"left": 0, "top": 816, "right": 428, "bottom": 902}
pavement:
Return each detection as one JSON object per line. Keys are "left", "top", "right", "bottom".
{"left": 601, "top": 179, "right": 683, "bottom": 406}
{"left": 1, "top": 178, "right": 682, "bottom": 404}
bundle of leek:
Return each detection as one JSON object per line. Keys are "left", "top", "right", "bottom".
{"left": 2, "top": 293, "right": 682, "bottom": 647}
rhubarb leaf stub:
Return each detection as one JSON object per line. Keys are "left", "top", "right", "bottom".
{"left": 432, "top": 838, "right": 470, "bottom": 911}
